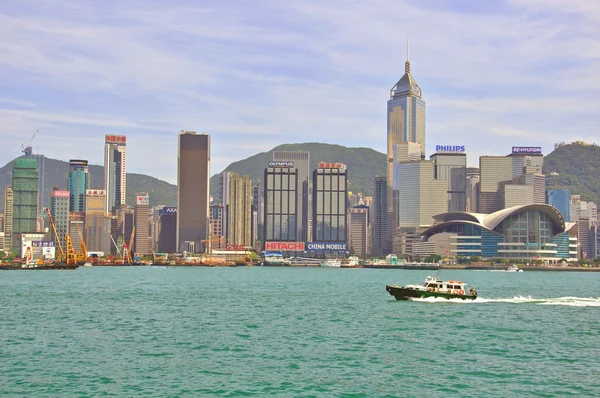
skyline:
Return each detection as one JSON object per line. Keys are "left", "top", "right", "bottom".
{"left": 1, "top": 0, "right": 599, "bottom": 184}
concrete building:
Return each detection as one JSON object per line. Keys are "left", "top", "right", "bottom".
{"left": 85, "top": 189, "right": 108, "bottom": 254}
{"left": 11, "top": 158, "right": 38, "bottom": 254}
{"left": 349, "top": 207, "right": 369, "bottom": 258}
{"left": 209, "top": 205, "right": 225, "bottom": 251}
{"left": 263, "top": 165, "right": 300, "bottom": 253}
{"left": 373, "top": 176, "right": 390, "bottom": 256}
{"left": 272, "top": 151, "right": 310, "bottom": 243}
{"left": 387, "top": 49, "right": 426, "bottom": 238}
{"left": 50, "top": 188, "right": 70, "bottom": 251}
{"left": 3, "top": 186, "right": 13, "bottom": 253}
{"left": 466, "top": 167, "right": 480, "bottom": 213}
{"left": 570, "top": 196, "right": 598, "bottom": 258}
{"left": 431, "top": 151, "right": 467, "bottom": 212}
{"left": 312, "top": 163, "right": 348, "bottom": 248}
{"left": 226, "top": 174, "right": 252, "bottom": 248}
{"left": 104, "top": 135, "right": 127, "bottom": 214}
{"left": 177, "top": 131, "right": 210, "bottom": 253}
{"left": 134, "top": 193, "right": 149, "bottom": 256}
{"left": 394, "top": 160, "right": 447, "bottom": 228}
{"left": 68, "top": 159, "right": 89, "bottom": 213}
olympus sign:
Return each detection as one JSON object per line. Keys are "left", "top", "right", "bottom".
{"left": 268, "top": 161, "right": 295, "bottom": 168}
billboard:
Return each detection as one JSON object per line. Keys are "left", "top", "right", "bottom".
{"left": 264, "top": 241, "right": 305, "bottom": 251}
{"left": 137, "top": 194, "right": 149, "bottom": 205}
{"left": 435, "top": 145, "right": 465, "bottom": 152}
{"left": 69, "top": 159, "right": 89, "bottom": 166}
{"left": 512, "top": 147, "right": 542, "bottom": 154}
{"left": 105, "top": 135, "right": 127, "bottom": 144}
{"left": 51, "top": 190, "right": 70, "bottom": 198}
{"left": 268, "top": 161, "right": 294, "bottom": 168}
{"left": 31, "top": 241, "right": 55, "bottom": 247}
{"left": 318, "top": 162, "right": 346, "bottom": 170}
{"left": 161, "top": 207, "right": 177, "bottom": 215}
{"left": 306, "top": 242, "right": 347, "bottom": 252}
{"left": 86, "top": 189, "right": 106, "bottom": 197}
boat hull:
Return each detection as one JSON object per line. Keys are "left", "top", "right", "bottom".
{"left": 386, "top": 285, "right": 477, "bottom": 301}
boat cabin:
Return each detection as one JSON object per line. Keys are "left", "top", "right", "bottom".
{"left": 422, "top": 276, "right": 470, "bottom": 295}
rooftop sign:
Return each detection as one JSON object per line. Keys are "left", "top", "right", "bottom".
{"left": 318, "top": 162, "right": 346, "bottom": 170}
{"left": 51, "top": 191, "right": 70, "bottom": 198}
{"left": 69, "top": 159, "right": 89, "bottom": 166}
{"left": 306, "top": 242, "right": 347, "bottom": 252}
{"left": 105, "top": 135, "right": 126, "bottom": 144}
{"left": 268, "top": 161, "right": 294, "bottom": 168}
{"left": 512, "top": 147, "right": 542, "bottom": 154}
{"left": 435, "top": 145, "right": 465, "bottom": 152}
{"left": 86, "top": 189, "right": 106, "bottom": 197}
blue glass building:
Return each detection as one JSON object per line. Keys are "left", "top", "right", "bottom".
{"left": 546, "top": 189, "right": 571, "bottom": 222}
{"left": 68, "top": 160, "right": 89, "bottom": 213}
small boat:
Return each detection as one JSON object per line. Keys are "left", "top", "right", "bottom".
{"left": 386, "top": 272, "right": 477, "bottom": 301}
{"left": 320, "top": 258, "right": 342, "bottom": 267}
{"left": 506, "top": 265, "right": 523, "bottom": 272}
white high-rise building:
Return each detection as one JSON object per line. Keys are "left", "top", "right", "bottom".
{"left": 104, "top": 135, "right": 127, "bottom": 213}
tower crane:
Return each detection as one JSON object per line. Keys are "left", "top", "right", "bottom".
{"left": 21, "top": 130, "right": 38, "bottom": 155}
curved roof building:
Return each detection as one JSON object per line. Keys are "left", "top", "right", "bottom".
{"left": 421, "top": 204, "right": 578, "bottom": 261}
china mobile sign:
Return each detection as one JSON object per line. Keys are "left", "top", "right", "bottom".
{"left": 306, "top": 242, "right": 347, "bottom": 252}
{"left": 264, "top": 242, "right": 305, "bottom": 251}
{"left": 512, "top": 147, "right": 542, "bottom": 154}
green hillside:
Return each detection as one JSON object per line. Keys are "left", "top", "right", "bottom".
{"left": 209, "top": 143, "right": 387, "bottom": 200}
{"left": 544, "top": 143, "right": 600, "bottom": 205}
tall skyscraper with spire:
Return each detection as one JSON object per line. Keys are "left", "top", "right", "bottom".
{"left": 387, "top": 38, "right": 426, "bottom": 239}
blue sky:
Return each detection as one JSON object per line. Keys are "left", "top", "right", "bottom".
{"left": 1, "top": 0, "right": 599, "bottom": 184}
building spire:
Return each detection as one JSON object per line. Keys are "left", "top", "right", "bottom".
{"left": 405, "top": 33, "right": 410, "bottom": 74}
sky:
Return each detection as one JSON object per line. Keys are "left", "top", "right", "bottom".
{"left": 1, "top": 0, "right": 599, "bottom": 184}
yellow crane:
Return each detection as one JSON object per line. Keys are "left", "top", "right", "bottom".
{"left": 44, "top": 208, "right": 65, "bottom": 263}
{"left": 123, "top": 226, "right": 135, "bottom": 264}
{"left": 73, "top": 223, "right": 88, "bottom": 262}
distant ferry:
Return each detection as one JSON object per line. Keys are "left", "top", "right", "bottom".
{"left": 320, "top": 258, "right": 342, "bottom": 267}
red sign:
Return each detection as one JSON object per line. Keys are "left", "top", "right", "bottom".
{"left": 105, "top": 134, "right": 127, "bottom": 144}
{"left": 51, "top": 190, "right": 70, "bottom": 198}
{"left": 265, "top": 242, "right": 305, "bottom": 251}
{"left": 318, "top": 162, "right": 345, "bottom": 169}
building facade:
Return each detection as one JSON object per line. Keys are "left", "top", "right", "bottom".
{"left": 11, "top": 158, "right": 38, "bottom": 253}
{"left": 209, "top": 205, "right": 225, "bottom": 251}
{"left": 546, "top": 189, "right": 571, "bottom": 222}
{"left": 85, "top": 189, "right": 108, "bottom": 254}
{"left": 134, "top": 193, "right": 150, "bottom": 256}
{"left": 272, "top": 151, "right": 310, "bottom": 243}
{"left": 263, "top": 165, "right": 299, "bottom": 250}
{"left": 104, "top": 135, "right": 127, "bottom": 213}
{"left": 372, "top": 176, "right": 390, "bottom": 256}
{"left": 158, "top": 207, "right": 177, "bottom": 253}
{"left": 68, "top": 159, "right": 89, "bottom": 213}
{"left": 177, "top": 131, "right": 210, "bottom": 253}
{"left": 50, "top": 189, "right": 70, "bottom": 251}
{"left": 349, "top": 207, "right": 369, "bottom": 258}
{"left": 312, "top": 163, "right": 348, "bottom": 245}
{"left": 226, "top": 174, "right": 252, "bottom": 248}
{"left": 3, "top": 186, "right": 13, "bottom": 252}
{"left": 431, "top": 151, "right": 467, "bottom": 212}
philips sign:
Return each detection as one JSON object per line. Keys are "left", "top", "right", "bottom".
{"left": 512, "top": 147, "right": 542, "bottom": 154}
{"left": 435, "top": 145, "right": 465, "bottom": 152}
{"left": 306, "top": 242, "right": 347, "bottom": 252}
{"left": 268, "top": 161, "right": 294, "bottom": 168}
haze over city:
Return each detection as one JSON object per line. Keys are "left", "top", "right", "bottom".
{"left": 1, "top": 0, "right": 599, "bottom": 183}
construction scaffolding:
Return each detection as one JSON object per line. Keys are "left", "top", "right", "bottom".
{"left": 11, "top": 158, "right": 38, "bottom": 254}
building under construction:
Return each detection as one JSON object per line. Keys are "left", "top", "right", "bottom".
{"left": 11, "top": 158, "right": 38, "bottom": 254}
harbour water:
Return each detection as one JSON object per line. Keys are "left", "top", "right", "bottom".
{"left": 1, "top": 267, "right": 599, "bottom": 397}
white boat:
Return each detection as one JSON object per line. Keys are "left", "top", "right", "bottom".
{"left": 320, "top": 259, "right": 342, "bottom": 267}
{"left": 506, "top": 265, "right": 523, "bottom": 272}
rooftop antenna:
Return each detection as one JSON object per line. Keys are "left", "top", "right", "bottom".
{"left": 405, "top": 33, "right": 411, "bottom": 74}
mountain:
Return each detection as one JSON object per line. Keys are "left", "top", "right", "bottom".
{"left": 0, "top": 157, "right": 177, "bottom": 209}
{"left": 544, "top": 142, "right": 600, "bottom": 205}
{"left": 209, "top": 143, "right": 387, "bottom": 199}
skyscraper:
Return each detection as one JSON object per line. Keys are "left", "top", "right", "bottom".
{"left": 11, "top": 158, "right": 38, "bottom": 254}
{"left": 158, "top": 207, "right": 177, "bottom": 253}
{"left": 431, "top": 150, "right": 467, "bottom": 212}
{"left": 85, "top": 189, "right": 108, "bottom": 253}
{"left": 3, "top": 186, "right": 13, "bottom": 252}
{"left": 104, "top": 135, "right": 127, "bottom": 213}
{"left": 226, "top": 174, "right": 252, "bottom": 248}
{"left": 312, "top": 162, "right": 348, "bottom": 245}
{"left": 50, "top": 188, "right": 70, "bottom": 251}
{"left": 134, "top": 193, "right": 149, "bottom": 256}
{"left": 68, "top": 159, "right": 89, "bottom": 212}
{"left": 177, "top": 131, "right": 210, "bottom": 253}
{"left": 349, "top": 207, "right": 369, "bottom": 258}
{"left": 373, "top": 176, "right": 390, "bottom": 256}
{"left": 387, "top": 45, "right": 426, "bottom": 235}
{"left": 263, "top": 165, "right": 299, "bottom": 250}
{"left": 272, "top": 151, "right": 310, "bottom": 242}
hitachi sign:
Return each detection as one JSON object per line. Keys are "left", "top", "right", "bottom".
{"left": 435, "top": 145, "right": 465, "bottom": 152}
{"left": 264, "top": 242, "right": 305, "bottom": 251}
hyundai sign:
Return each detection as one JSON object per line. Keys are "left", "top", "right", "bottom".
{"left": 512, "top": 147, "right": 542, "bottom": 154}
{"left": 435, "top": 145, "right": 465, "bottom": 152}
{"left": 306, "top": 242, "right": 347, "bottom": 252}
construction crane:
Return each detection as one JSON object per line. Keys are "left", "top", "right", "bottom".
{"left": 123, "top": 226, "right": 135, "bottom": 264}
{"left": 44, "top": 208, "right": 65, "bottom": 263}
{"left": 21, "top": 130, "right": 38, "bottom": 156}
{"left": 73, "top": 223, "right": 88, "bottom": 262}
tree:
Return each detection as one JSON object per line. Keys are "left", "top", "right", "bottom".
{"left": 424, "top": 254, "right": 442, "bottom": 263}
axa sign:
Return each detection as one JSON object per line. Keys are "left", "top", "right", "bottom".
{"left": 435, "top": 145, "right": 465, "bottom": 152}
{"left": 264, "top": 241, "right": 305, "bottom": 251}
{"left": 512, "top": 146, "right": 542, "bottom": 154}
{"left": 161, "top": 207, "right": 177, "bottom": 215}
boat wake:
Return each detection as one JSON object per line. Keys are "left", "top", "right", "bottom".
{"left": 411, "top": 296, "right": 600, "bottom": 307}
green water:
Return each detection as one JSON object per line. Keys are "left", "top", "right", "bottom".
{"left": 1, "top": 267, "right": 599, "bottom": 397}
